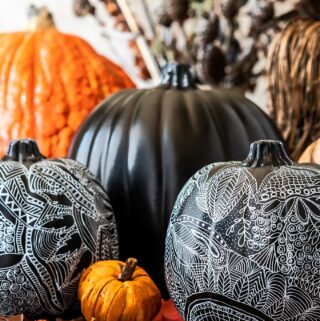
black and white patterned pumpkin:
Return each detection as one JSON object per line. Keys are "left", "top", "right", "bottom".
{"left": 165, "top": 140, "right": 320, "bottom": 321}
{"left": 69, "top": 63, "right": 281, "bottom": 297}
{"left": 0, "top": 139, "right": 118, "bottom": 319}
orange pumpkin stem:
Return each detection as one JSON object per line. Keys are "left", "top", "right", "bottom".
{"left": 118, "top": 258, "right": 138, "bottom": 282}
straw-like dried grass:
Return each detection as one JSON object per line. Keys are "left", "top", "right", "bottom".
{"left": 266, "top": 19, "right": 320, "bottom": 160}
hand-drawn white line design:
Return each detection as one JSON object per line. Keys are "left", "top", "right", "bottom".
{"left": 165, "top": 162, "right": 320, "bottom": 321}
{"left": 0, "top": 158, "right": 118, "bottom": 318}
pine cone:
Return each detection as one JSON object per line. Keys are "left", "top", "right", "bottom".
{"left": 73, "top": 0, "right": 95, "bottom": 16}
{"left": 250, "top": 2, "right": 274, "bottom": 33}
{"left": 295, "top": 0, "right": 320, "bottom": 19}
{"left": 197, "top": 44, "right": 226, "bottom": 84}
{"left": 221, "top": 0, "right": 247, "bottom": 21}
{"left": 200, "top": 15, "right": 220, "bottom": 45}
{"left": 165, "top": 0, "right": 189, "bottom": 23}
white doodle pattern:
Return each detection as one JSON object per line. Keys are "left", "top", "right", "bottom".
{"left": 0, "top": 159, "right": 118, "bottom": 318}
{"left": 165, "top": 163, "right": 320, "bottom": 321}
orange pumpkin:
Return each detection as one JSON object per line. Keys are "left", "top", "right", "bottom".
{"left": 299, "top": 138, "right": 320, "bottom": 164}
{"left": 0, "top": 7, "right": 135, "bottom": 157}
{"left": 78, "top": 258, "right": 161, "bottom": 321}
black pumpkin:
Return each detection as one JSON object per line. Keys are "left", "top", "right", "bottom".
{"left": 0, "top": 139, "right": 118, "bottom": 319}
{"left": 69, "top": 64, "right": 281, "bottom": 296}
{"left": 165, "top": 140, "right": 320, "bottom": 320}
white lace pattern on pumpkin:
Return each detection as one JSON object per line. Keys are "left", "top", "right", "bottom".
{"left": 165, "top": 164, "right": 320, "bottom": 321}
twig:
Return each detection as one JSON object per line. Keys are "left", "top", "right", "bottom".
{"left": 116, "top": 0, "right": 161, "bottom": 81}
{"left": 139, "top": 0, "right": 157, "bottom": 38}
{"left": 255, "top": 10, "right": 298, "bottom": 35}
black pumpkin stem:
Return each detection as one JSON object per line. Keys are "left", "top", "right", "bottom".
{"left": 118, "top": 258, "right": 138, "bottom": 282}
{"left": 2, "top": 139, "right": 46, "bottom": 163}
{"left": 242, "top": 140, "right": 293, "bottom": 167}
{"left": 160, "top": 64, "right": 197, "bottom": 89}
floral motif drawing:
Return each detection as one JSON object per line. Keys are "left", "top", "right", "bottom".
{"left": 0, "top": 159, "right": 118, "bottom": 317}
{"left": 165, "top": 163, "right": 320, "bottom": 321}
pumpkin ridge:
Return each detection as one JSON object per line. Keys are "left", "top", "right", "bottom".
{"left": 0, "top": 34, "right": 19, "bottom": 148}
{"left": 92, "top": 90, "right": 141, "bottom": 181}
{"left": 70, "top": 35, "right": 105, "bottom": 102}
{"left": 195, "top": 90, "right": 228, "bottom": 159}
{"left": 106, "top": 285, "right": 126, "bottom": 320}
{"left": 37, "top": 30, "right": 70, "bottom": 156}
{"left": 89, "top": 278, "right": 118, "bottom": 319}
{"left": 79, "top": 272, "right": 115, "bottom": 311}
{"left": 0, "top": 33, "right": 25, "bottom": 117}
{"left": 57, "top": 30, "right": 79, "bottom": 116}
{"left": 98, "top": 281, "right": 123, "bottom": 320}
{"left": 55, "top": 31, "right": 82, "bottom": 155}
{"left": 71, "top": 36, "right": 134, "bottom": 91}
{"left": 97, "top": 91, "right": 136, "bottom": 178}
{"left": 227, "top": 96, "right": 255, "bottom": 143}
{"left": 109, "top": 90, "right": 148, "bottom": 218}
{"left": 1, "top": 33, "right": 28, "bottom": 145}
{"left": 158, "top": 89, "right": 168, "bottom": 236}
{"left": 28, "top": 33, "right": 37, "bottom": 141}
{"left": 11, "top": 33, "right": 37, "bottom": 140}
{"left": 33, "top": 31, "right": 48, "bottom": 149}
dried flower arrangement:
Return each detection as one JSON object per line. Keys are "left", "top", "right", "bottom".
{"left": 72, "top": 0, "right": 320, "bottom": 90}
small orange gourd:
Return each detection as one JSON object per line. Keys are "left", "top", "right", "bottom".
{"left": 78, "top": 258, "right": 162, "bottom": 321}
{"left": 0, "top": 7, "right": 135, "bottom": 158}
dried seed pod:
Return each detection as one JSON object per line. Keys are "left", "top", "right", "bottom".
{"left": 250, "top": 2, "right": 275, "bottom": 34}
{"left": 295, "top": 0, "right": 320, "bottom": 19}
{"left": 73, "top": 0, "right": 95, "bottom": 16}
{"left": 225, "top": 37, "right": 241, "bottom": 65}
{"left": 221, "top": 0, "right": 247, "bottom": 21}
{"left": 197, "top": 44, "right": 226, "bottom": 84}
{"left": 200, "top": 15, "right": 220, "bottom": 45}
{"left": 165, "top": 0, "right": 189, "bottom": 23}
{"left": 226, "top": 45, "right": 258, "bottom": 87}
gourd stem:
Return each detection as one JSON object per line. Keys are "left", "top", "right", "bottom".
{"left": 2, "top": 139, "right": 46, "bottom": 163}
{"left": 118, "top": 258, "right": 138, "bottom": 281}
{"left": 242, "top": 140, "right": 293, "bottom": 167}
{"left": 27, "top": 5, "right": 56, "bottom": 31}
{"left": 160, "top": 64, "right": 197, "bottom": 89}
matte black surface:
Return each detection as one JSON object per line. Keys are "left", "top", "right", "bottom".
{"left": 69, "top": 66, "right": 282, "bottom": 296}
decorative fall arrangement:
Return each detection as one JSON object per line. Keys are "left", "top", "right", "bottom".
{"left": 0, "top": 6, "right": 134, "bottom": 158}
{"left": 69, "top": 63, "right": 281, "bottom": 297}
{"left": 0, "top": 139, "right": 118, "bottom": 319}
{"left": 4, "top": 0, "right": 320, "bottom": 320}
{"left": 165, "top": 140, "right": 320, "bottom": 320}
{"left": 78, "top": 258, "right": 161, "bottom": 321}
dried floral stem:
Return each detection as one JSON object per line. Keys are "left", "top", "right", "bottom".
{"left": 116, "top": 0, "right": 161, "bottom": 81}
{"left": 255, "top": 10, "right": 298, "bottom": 36}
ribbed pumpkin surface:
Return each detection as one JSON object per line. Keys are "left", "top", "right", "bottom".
{"left": 0, "top": 29, "right": 135, "bottom": 157}
{"left": 69, "top": 66, "right": 282, "bottom": 296}
{"left": 78, "top": 260, "right": 161, "bottom": 321}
